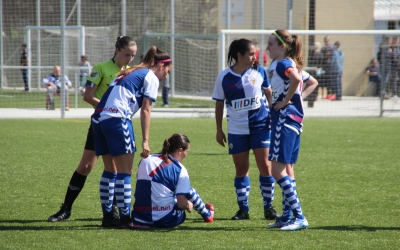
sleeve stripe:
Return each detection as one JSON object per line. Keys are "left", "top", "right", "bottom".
{"left": 284, "top": 67, "right": 294, "bottom": 78}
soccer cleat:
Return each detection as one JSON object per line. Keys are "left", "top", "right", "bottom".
{"left": 328, "top": 94, "right": 337, "bottom": 100}
{"left": 280, "top": 217, "right": 309, "bottom": 231}
{"left": 120, "top": 222, "right": 151, "bottom": 230}
{"left": 119, "top": 217, "right": 151, "bottom": 229}
{"left": 322, "top": 95, "right": 331, "bottom": 100}
{"left": 268, "top": 217, "right": 291, "bottom": 228}
{"left": 101, "top": 214, "right": 120, "bottom": 228}
{"left": 204, "top": 203, "right": 214, "bottom": 223}
{"left": 48, "top": 203, "right": 71, "bottom": 222}
{"left": 264, "top": 206, "right": 280, "bottom": 220}
{"left": 112, "top": 205, "right": 120, "bottom": 220}
{"left": 231, "top": 209, "right": 249, "bottom": 220}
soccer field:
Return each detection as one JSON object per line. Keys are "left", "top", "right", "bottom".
{"left": 0, "top": 118, "right": 399, "bottom": 249}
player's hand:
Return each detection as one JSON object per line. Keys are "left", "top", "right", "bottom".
{"left": 273, "top": 101, "right": 291, "bottom": 111}
{"left": 140, "top": 141, "right": 150, "bottom": 158}
{"left": 186, "top": 202, "right": 193, "bottom": 213}
{"left": 216, "top": 130, "right": 226, "bottom": 147}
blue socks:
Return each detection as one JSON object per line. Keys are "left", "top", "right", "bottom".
{"left": 277, "top": 176, "right": 304, "bottom": 220}
{"left": 234, "top": 176, "right": 250, "bottom": 212}
{"left": 115, "top": 173, "right": 132, "bottom": 218}
{"left": 186, "top": 187, "right": 210, "bottom": 219}
{"left": 99, "top": 171, "right": 117, "bottom": 215}
{"left": 259, "top": 175, "right": 275, "bottom": 209}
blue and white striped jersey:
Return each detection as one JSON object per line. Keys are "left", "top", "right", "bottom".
{"left": 212, "top": 65, "right": 271, "bottom": 134}
{"left": 268, "top": 59, "right": 309, "bottom": 126}
{"left": 132, "top": 154, "right": 190, "bottom": 224}
{"left": 92, "top": 68, "right": 159, "bottom": 122}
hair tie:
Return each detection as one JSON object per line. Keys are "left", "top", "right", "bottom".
{"left": 155, "top": 59, "right": 172, "bottom": 63}
{"left": 274, "top": 31, "right": 291, "bottom": 50}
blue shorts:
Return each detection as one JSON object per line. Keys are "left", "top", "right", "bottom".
{"left": 268, "top": 117, "right": 300, "bottom": 164}
{"left": 92, "top": 118, "right": 137, "bottom": 156}
{"left": 228, "top": 128, "right": 271, "bottom": 155}
{"left": 133, "top": 204, "right": 186, "bottom": 228}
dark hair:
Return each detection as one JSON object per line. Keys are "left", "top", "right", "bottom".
{"left": 160, "top": 133, "right": 190, "bottom": 162}
{"left": 118, "top": 46, "right": 171, "bottom": 76}
{"left": 274, "top": 29, "right": 303, "bottom": 70}
{"left": 112, "top": 36, "right": 136, "bottom": 59}
{"left": 21, "top": 43, "right": 27, "bottom": 48}
{"left": 139, "top": 53, "right": 144, "bottom": 62}
{"left": 227, "top": 38, "right": 258, "bottom": 69}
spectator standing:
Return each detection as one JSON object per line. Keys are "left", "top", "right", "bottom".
{"left": 307, "top": 41, "right": 324, "bottom": 107}
{"left": 161, "top": 73, "right": 170, "bottom": 106}
{"left": 321, "top": 35, "right": 334, "bottom": 100}
{"left": 365, "top": 58, "right": 381, "bottom": 96}
{"left": 390, "top": 37, "right": 400, "bottom": 97}
{"left": 253, "top": 39, "right": 269, "bottom": 67}
{"left": 330, "top": 41, "right": 345, "bottom": 101}
{"left": 20, "top": 43, "right": 29, "bottom": 92}
{"left": 78, "top": 55, "right": 91, "bottom": 95}
{"left": 377, "top": 37, "right": 392, "bottom": 98}
{"left": 42, "top": 65, "right": 72, "bottom": 110}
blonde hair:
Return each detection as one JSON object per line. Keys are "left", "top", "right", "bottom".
{"left": 314, "top": 42, "right": 321, "bottom": 51}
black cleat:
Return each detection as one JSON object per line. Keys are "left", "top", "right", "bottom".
{"left": 112, "top": 205, "right": 120, "bottom": 220}
{"left": 119, "top": 217, "right": 151, "bottom": 229}
{"left": 48, "top": 203, "right": 71, "bottom": 222}
{"left": 264, "top": 206, "right": 280, "bottom": 220}
{"left": 101, "top": 213, "right": 120, "bottom": 228}
{"left": 231, "top": 209, "right": 250, "bottom": 220}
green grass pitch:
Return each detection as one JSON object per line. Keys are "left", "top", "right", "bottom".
{"left": 0, "top": 118, "right": 399, "bottom": 249}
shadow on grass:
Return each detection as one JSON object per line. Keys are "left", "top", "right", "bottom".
{"left": 0, "top": 218, "right": 266, "bottom": 232}
{"left": 310, "top": 225, "right": 400, "bottom": 231}
{"left": 189, "top": 152, "right": 226, "bottom": 156}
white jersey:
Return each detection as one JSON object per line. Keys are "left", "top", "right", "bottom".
{"left": 212, "top": 65, "right": 271, "bottom": 134}
{"left": 92, "top": 68, "right": 159, "bottom": 122}
{"left": 268, "top": 59, "right": 309, "bottom": 126}
{"left": 41, "top": 74, "right": 72, "bottom": 89}
{"left": 132, "top": 154, "right": 190, "bottom": 224}
{"left": 268, "top": 59, "right": 310, "bottom": 103}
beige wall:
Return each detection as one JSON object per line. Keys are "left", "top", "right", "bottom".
{"left": 218, "top": 0, "right": 376, "bottom": 96}
{"left": 316, "top": 0, "right": 375, "bottom": 95}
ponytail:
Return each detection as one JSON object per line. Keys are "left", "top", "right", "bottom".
{"left": 287, "top": 35, "right": 303, "bottom": 70}
{"left": 160, "top": 133, "right": 190, "bottom": 162}
{"left": 118, "top": 46, "right": 171, "bottom": 77}
{"left": 227, "top": 38, "right": 258, "bottom": 69}
{"left": 274, "top": 30, "right": 303, "bottom": 70}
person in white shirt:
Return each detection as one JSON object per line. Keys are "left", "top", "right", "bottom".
{"left": 42, "top": 65, "right": 72, "bottom": 110}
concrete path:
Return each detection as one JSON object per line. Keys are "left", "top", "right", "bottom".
{"left": 1, "top": 96, "right": 400, "bottom": 119}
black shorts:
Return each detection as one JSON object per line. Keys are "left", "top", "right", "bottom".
{"left": 84, "top": 122, "right": 95, "bottom": 151}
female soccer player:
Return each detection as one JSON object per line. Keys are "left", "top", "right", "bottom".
{"left": 212, "top": 38, "right": 278, "bottom": 221}
{"left": 92, "top": 46, "right": 172, "bottom": 229}
{"left": 267, "top": 59, "right": 318, "bottom": 226}
{"left": 266, "top": 29, "right": 317, "bottom": 231}
{"left": 132, "top": 133, "right": 214, "bottom": 228}
{"left": 48, "top": 36, "right": 137, "bottom": 224}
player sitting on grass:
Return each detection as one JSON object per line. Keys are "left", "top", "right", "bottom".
{"left": 131, "top": 133, "right": 214, "bottom": 228}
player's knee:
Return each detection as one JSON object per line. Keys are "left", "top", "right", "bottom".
{"left": 76, "top": 162, "right": 95, "bottom": 175}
